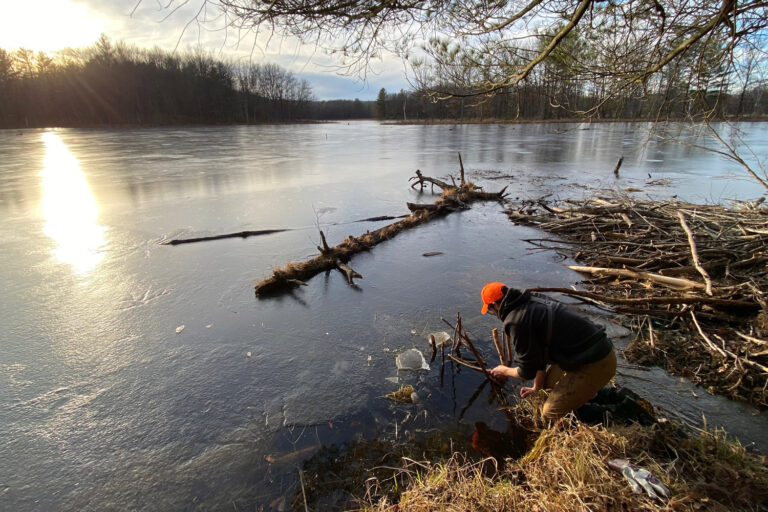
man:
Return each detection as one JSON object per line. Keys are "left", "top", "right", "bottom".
{"left": 481, "top": 282, "right": 616, "bottom": 422}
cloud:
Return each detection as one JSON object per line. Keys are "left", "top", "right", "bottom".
{"left": 71, "top": 0, "right": 412, "bottom": 99}
{"left": 298, "top": 72, "right": 410, "bottom": 101}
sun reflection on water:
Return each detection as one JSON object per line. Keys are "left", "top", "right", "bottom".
{"left": 40, "top": 132, "right": 105, "bottom": 274}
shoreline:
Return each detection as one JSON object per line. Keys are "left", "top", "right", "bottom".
{"left": 383, "top": 115, "right": 768, "bottom": 126}
{"left": 3, "top": 116, "right": 767, "bottom": 131}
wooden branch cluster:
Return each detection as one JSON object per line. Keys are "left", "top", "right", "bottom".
{"left": 441, "top": 314, "right": 510, "bottom": 407}
{"left": 254, "top": 163, "right": 507, "bottom": 296}
{"left": 507, "top": 193, "right": 768, "bottom": 407}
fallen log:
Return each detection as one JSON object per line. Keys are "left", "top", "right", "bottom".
{"left": 255, "top": 170, "right": 507, "bottom": 296}
{"left": 164, "top": 229, "right": 289, "bottom": 245}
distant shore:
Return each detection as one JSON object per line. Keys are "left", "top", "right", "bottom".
{"left": 4, "top": 115, "right": 767, "bottom": 131}
{"left": 383, "top": 115, "right": 768, "bottom": 126}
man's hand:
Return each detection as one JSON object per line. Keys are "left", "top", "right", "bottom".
{"left": 490, "top": 365, "right": 511, "bottom": 383}
{"left": 520, "top": 369, "right": 546, "bottom": 398}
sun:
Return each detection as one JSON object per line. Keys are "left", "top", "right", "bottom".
{"left": 0, "top": 0, "right": 106, "bottom": 52}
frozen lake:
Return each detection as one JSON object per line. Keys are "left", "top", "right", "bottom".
{"left": 1, "top": 121, "right": 766, "bottom": 510}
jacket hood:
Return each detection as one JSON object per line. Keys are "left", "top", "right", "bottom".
{"left": 497, "top": 288, "right": 530, "bottom": 319}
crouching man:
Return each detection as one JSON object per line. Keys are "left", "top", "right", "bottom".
{"left": 481, "top": 282, "right": 616, "bottom": 422}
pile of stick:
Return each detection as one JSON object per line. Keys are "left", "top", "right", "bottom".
{"left": 506, "top": 193, "right": 768, "bottom": 407}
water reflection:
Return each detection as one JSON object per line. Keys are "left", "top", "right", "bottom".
{"left": 40, "top": 132, "right": 105, "bottom": 273}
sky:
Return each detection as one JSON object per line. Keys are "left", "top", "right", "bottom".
{"left": 0, "top": 0, "right": 411, "bottom": 100}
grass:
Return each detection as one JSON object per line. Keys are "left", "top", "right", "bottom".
{"left": 356, "top": 397, "right": 768, "bottom": 512}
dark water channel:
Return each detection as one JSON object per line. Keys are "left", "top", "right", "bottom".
{"left": 1, "top": 122, "right": 766, "bottom": 510}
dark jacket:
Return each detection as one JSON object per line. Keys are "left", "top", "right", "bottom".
{"left": 498, "top": 289, "right": 613, "bottom": 380}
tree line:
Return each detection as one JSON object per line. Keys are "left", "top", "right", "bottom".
{"left": 1, "top": 34, "right": 765, "bottom": 129}
{"left": 373, "top": 81, "right": 767, "bottom": 122}
{"left": 0, "top": 36, "right": 378, "bottom": 128}
{"left": 171, "top": 0, "right": 767, "bottom": 124}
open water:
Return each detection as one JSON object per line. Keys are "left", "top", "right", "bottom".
{"left": 1, "top": 121, "right": 767, "bottom": 510}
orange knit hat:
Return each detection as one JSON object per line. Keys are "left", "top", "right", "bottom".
{"left": 480, "top": 282, "right": 506, "bottom": 314}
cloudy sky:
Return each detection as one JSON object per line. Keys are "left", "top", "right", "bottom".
{"left": 0, "top": 0, "right": 411, "bottom": 100}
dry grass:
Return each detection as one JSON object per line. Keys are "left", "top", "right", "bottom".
{"left": 358, "top": 401, "right": 768, "bottom": 512}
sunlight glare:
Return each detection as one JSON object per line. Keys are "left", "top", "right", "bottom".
{"left": 40, "top": 132, "right": 106, "bottom": 274}
{"left": 0, "top": 1, "right": 105, "bottom": 52}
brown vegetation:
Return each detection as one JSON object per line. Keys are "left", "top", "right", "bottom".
{"left": 365, "top": 413, "right": 768, "bottom": 511}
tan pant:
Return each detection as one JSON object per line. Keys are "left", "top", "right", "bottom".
{"left": 541, "top": 348, "right": 617, "bottom": 421}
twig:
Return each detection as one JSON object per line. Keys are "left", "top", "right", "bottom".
{"left": 491, "top": 328, "right": 505, "bottom": 365}
{"left": 447, "top": 354, "right": 483, "bottom": 372}
{"left": 298, "top": 468, "right": 309, "bottom": 512}
{"left": 690, "top": 311, "right": 727, "bottom": 358}
{"left": 677, "top": 211, "right": 713, "bottom": 296}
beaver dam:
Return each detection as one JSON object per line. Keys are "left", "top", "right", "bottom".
{"left": 507, "top": 194, "right": 768, "bottom": 408}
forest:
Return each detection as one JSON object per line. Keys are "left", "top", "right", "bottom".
{"left": 0, "top": 36, "right": 364, "bottom": 128}
{"left": 1, "top": 32, "right": 766, "bottom": 128}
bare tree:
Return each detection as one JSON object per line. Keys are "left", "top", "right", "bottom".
{"left": 153, "top": 1, "right": 767, "bottom": 108}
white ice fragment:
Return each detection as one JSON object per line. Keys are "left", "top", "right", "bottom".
{"left": 385, "top": 377, "right": 399, "bottom": 385}
{"left": 410, "top": 392, "right": 420, "bottom": 404}
{"left": 246, "top": 352, "right": 252, "bottom": 358}
{"left": 205, "top": 324, "right": 212, "bottom": 329}
{"left": 175, "top": 325, "right": 185, "bottom": 334}
{"left": 395, "top": 349, "right": 430, "bottom": 371}
{"left": 410, "top": 330, "right": 417, "bottom": 335}
{"left": 367, "top": 355, "right": 372, "bottom": 366}
{"left": 428, "top": 331, "right": 451, "bottom": 347}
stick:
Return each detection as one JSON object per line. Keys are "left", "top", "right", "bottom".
{"left": 429, "top": 334, "right": 437, "bottom": 363}
{"left": 677, "top": 211, "right": 714, "bottom": 296}
{"left": 165, "top": 228, "right": 289, "bottom": 245}
{"left": 458, "top": 152, "right": 465, "bottom": 185}
{"left": 491, "top": 328, "right": 505, "bottom": 365}
{"left": 612, "top": 156, "right": 624, "bottom": 177}
{"left": 319, "top": 230, "right": 331, "bottom": 252}
{"left": 566, "top": 265, "right": 706, "bottom": 290}
{"left": 440, "top": 332, "right": 446, "bottom": 387}
{"left": 298, "top": 468, "right": 309, "bottom": 512}
{"left": 447, "top": 354, "right": 483, "bottom": 372}
{"left": 335, "top": 261, "right": 362, "bottom": 285}
{"left": 529, "top": 287, "right": 758, "bottom": 310}
{"left": 690, "top": 311, "right": 727, "bottom": 358}
{"left": 505, "top": 333, "right": 512, "bottom": 367}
